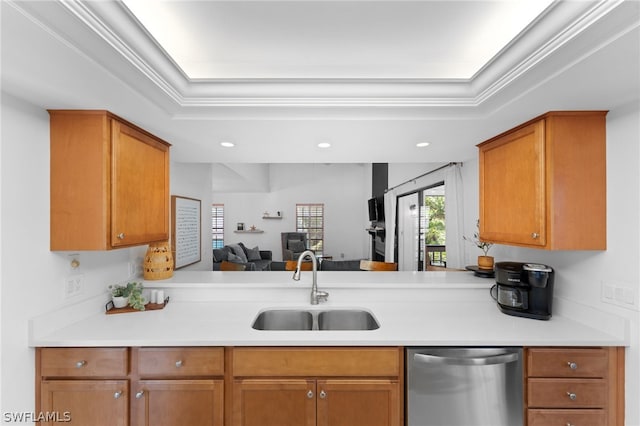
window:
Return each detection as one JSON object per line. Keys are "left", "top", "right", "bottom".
{"left": 211, "top": 204, "right": 224, "bottom": 249}
{"left": 296, "top": 203, "right": 324, "bottom": 255}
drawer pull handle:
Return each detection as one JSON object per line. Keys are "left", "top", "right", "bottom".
{"left": 567, "top": 392, "right": 577, "bottom": 401}
{"left": 319, "top": 390, "right": 327, "bottom": 399}
{"left": 75, "top": 360, "right": 86, "bottom": 368}
{"left": 567, "top": 361, "right": 578, "bottom": 370}
{"left": 307, "top": 390, "right": 314, "bottom": 399}
{"left": 113, "top": 391, "right": 123, "bottom": 400}
{"left": 135, "top": 390, "right": 145, "bottom": 399}
{"left": 175, "top": 360, "right": 183, "bottom": 368}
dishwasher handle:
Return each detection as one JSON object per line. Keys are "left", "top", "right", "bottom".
{"left": 414, "top": 351, "right": 519, "bottom": 366}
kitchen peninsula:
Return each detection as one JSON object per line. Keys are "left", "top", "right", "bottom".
{"left": 31, "top": 271, "right": 627, "bottom": 347}
{"left": 31, "top": 271, "right": 626, "bottom": 426}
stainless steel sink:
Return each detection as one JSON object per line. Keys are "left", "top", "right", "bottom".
{"left": 251, "top": 309, "right": 313, "bottom": 330}
{"left": 318, "top": 309, "right": 380, "bottom": 330}
{"left": 252, "top": 309, "right": 379, "bottom": 331}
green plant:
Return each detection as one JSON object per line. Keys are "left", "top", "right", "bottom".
{"left": 108, "top": 282, "right": 146, "bottom": 310}
{"left": 463, "top": 219, "right": 493, "bottom": 256}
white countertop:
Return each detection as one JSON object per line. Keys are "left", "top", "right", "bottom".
{"left": 30, "top": 271, "right": 628, "bottom": 347}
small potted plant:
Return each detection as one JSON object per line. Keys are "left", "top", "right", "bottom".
{"left": 464, "top": 220, "right": 494, "bottom": 270}
{"left": 108, "top": 282, "right": 146, "bottom": 310}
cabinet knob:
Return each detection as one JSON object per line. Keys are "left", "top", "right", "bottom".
{"left": 567, "top": 361, "right": 578, "bottom": 370}
{"left": 306, "top": 390, "right": 314, "bottom": 399}
{"left": 175, "top": 360, "right": 183, "bottom": 368}
{"left": 117, "top": 233, "right": 125, "bottom": 240}
{"left": 135, "top": 390, "right": 145, "bottom": 399}
{"left": 566, "top": 423, "right": 575, "bottom": 426}
{"left": 566, "top": 392, "right": 577, "bottom": 401}
{"left": 531, "top": 232, "right": 540, "bottom": 239}
{"left": 113, "top": 391, "right": 123, "bottom": 400}
{"left": 75, "top": 360, "right": 86, "bottom": 368}
{"left": 319, "top": 390, "right": 327, "bottom": 399}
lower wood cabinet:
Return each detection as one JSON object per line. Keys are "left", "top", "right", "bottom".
{"left": 36, "top": 345, "right": 624, "bottom": 426}
{"left": 233, "top": 378, "right": 399, "bottom": 426}
{"left": 132, "top": 379, "right": 224, "bottom": 426}
{"left": 38, "top": 348, "right": 129, "bottom": 426}
{"left": 40, "top": 379, "right": 128, "bottom": 426}
{"left": 524, "top": 347, "right": 625, "bottom": 426}
{"left": 230, "top": 347, "right": 403, "bottom": 426}
{"left": 37, "top": 347, "right": 225, "bottom": 426}
{"left": 233, "top": 379, "right": 316, "bottom": 426}
{"left": 316, "top": 379, "right": 400, "bottom": 426}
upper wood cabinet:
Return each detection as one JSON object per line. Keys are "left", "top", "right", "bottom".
{"left": 50, "top": 110, "right": 170, "bottom": 250}
{"left": 478, "top": 111, "right": 607, "bottom": 250}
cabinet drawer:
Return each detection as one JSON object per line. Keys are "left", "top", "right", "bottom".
{"left": 528, "top": 409, "right": 606, "bottom": 426}
{"left": 527, "top": 348, "right": 608, "bottom": 378}
{"left": 232, "top": 347, "right": 401, "bottom": 377}
{"left": 528, "top": 378, "right": 607, "bottom": 408}
{"left": 137, "top": 347, "right": 224, "bottom": 377}
{"left": 40, "top": 348, "right": 128, "bottom": 377}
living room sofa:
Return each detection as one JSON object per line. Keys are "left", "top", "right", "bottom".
{"left": 212, "top": 243, "right": 272, "bottom": 271}
{"left": 270, "top": 259, "right": 363, "bottom": 271}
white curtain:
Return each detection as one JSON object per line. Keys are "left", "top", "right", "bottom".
{"left": 444, "top": 163, "right": 464, "bottom": 268}
{"left": 383, "top": 189, "right": 397, "bottom": 262}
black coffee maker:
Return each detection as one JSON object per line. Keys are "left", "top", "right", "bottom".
{"left": 493, "top": 262, "right": 554, "bottom": 320}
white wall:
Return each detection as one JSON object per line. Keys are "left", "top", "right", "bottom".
{"left": 212, "top": 163, "right": 371, "bottom": 261}
{"left": 171, "top": 162, "right": 214, "bottom": 271}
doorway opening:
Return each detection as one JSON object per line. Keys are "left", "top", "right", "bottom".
{"left": 397, "top": 182, "right": 446, "bottom": 271}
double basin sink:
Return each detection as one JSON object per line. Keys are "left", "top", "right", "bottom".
{"left": 252, "top": 308, "right": 379, "bottom": 331}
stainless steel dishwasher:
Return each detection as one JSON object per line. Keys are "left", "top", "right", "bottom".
{"left": 406, "top": 347, "right": 523, "bottom": 426}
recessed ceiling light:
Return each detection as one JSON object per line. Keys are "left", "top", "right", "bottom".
{"left": 220, "top": 142, "right": 235, "bottom": 148}
{"left": 416, "top": 142, "right": 430, "bottom": 148}
{"left": 318, "top": 142, "right": 331, "bottom": 148}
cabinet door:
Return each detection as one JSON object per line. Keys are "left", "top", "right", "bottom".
{"left": 111, "top": 120, "right": 169, "bottom": 247}
{"left": 479, "top": 120, "right": 546, "bottom": 247}
{"left": 528, "top": 409, "right": 607, "bottom": 426}
{"left": 317, "top": 380, "right": 400, "bottom": 426}
{"left": 40, "top": 380, "right": 128, "bottom": 426}
{"left": 132, "top": 379, "right": 223, "bottom": 426}
{"left": 233, "top": 379, "right": 316, "bottom": 426}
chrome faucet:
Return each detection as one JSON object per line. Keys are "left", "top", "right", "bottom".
{"left": 292, "top": 250, "right": 329, "bottom": 305}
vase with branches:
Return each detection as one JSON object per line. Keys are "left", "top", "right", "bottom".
{"left": 464, "top": 220, "right": 494, "bottom": 269}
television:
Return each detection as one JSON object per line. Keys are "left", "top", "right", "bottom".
{"left": 368, "top": 198, "right": 378, "bottom": 221}
{"left": 368, "top": 196, "right": 385, "bottom": 222}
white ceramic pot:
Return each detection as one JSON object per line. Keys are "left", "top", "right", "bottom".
{"left": 112, "top": 296, "right": 128, "bottom": 308}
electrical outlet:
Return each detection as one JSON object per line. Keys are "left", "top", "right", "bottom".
{"left": 128, "top": 259, "right": 143, "bottom": 278}
{"left": 64, "top": 274, "right": 84, "bottom": 298}
{"left": 601, "top": 281, "right": 638, "bottom": 311}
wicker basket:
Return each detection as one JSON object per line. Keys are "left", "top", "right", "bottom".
{"left": 143, "top": 242, "right": 174, "bottom": 280}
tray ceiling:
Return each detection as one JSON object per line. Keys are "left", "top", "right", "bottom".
{"left": 1, "top": 0, "right": 639, "bottom": 163}
{"left": 122, "top": 0, "right": 552, "bottom": 80}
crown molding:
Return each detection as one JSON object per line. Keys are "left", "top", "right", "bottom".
{"left": 9, "top": 0, "right": 634, "bottom": 113}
